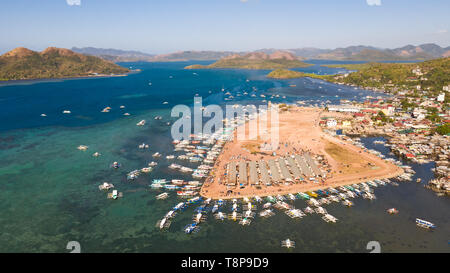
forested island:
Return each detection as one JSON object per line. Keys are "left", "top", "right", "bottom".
{"left": 0, "top": 47, "right": 130, "bottom": 81}
{"left": 185, "top": 51, "right": 312, "bottom": 70}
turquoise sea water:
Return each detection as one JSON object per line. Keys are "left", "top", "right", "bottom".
{"left": 0, "top": 62, "right": 448, "bottom": 252}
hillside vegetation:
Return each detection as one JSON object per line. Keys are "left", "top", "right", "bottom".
{"left": 185, "top": 51, "right": 312, "bottom": 70}
{"left": 0, "top": 47, "right": 130, "bottom": 81}
{"left": 324, "top": 58, "right": 450, "bottom": 94}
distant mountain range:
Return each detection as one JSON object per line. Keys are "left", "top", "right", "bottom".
{"left": 0, "top": 47, "right": 129, "bottom": 81}
{"left": 71, "top": 47, "right": 155, "bottom": 62}
{"left": 73, "top": 43, "right": 449, "bottom": 63}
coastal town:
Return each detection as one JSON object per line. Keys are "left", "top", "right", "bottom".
{"left": 318, "top": 63, "right": 449, "bottom": 196}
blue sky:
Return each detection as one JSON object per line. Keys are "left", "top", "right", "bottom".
{"left": 0, "top": 0, "right": 449, "bottom": 54}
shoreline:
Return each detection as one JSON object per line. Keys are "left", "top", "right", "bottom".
{"left": 0, "top": 70, "right": 140, "bottom": 87}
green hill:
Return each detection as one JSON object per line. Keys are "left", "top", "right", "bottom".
{"left": 185, "top": 51, "right": 312, "bottom": 70}
{"left": 266, "top": 69, "right": 329, "bottom": 80}
{"left": 324, "top": 57, "right": 450, "bottom": 93}
{"left": 0, "top": 47, "right": 130, "bottom": 81}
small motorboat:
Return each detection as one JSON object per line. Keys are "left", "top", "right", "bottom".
{"left": 387, "top": 208, "right": 399, "bottom": 214}
{"left": 156, "top": 192, "right": 169, "bottom": 200}
{"left": 77, "top": 145, "right": 88, "bottom": 151}
{"left": 281, "top": 239, "right": 295, "bottom": 249}
{"left": 98, "top": 182, "right": 114, "bottom": 191}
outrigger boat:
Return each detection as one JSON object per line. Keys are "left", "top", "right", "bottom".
{"left": 243, "top": 202, "right": 256, "bottom": 211}
{"left": 156, "top": 217, "right": 171, "bottom": 230}
{"left": 228, "top": 211, "right": 242, "bottom": 221}
{"left": 231, "top": 203, "right": 239, "bottom": 212}
{"left": 156, "top": 192, "right": 169, "bottom": 200}
{"left": 243, "top": 210, "right": 255, "bottom": 218}
{"left": 276, "top": 195, "right": 286, "bottom": 201}
{"left": 165, "top": 210, "right": 176, "bottom": 219}
{"left": 297, "top": 192, "right": 310, "bottom": 200}
{"left": 141, "top": 167, "right": 152, "bottom": 173}
{"left": 363, "top": 192, "right": 376, "bottom": 200}
{"left": 187, "top": 196, "right": 201, "bottom": 204}
{"left": 164, "top": 184, "right": 179, "bottom": 190}
{"left": 387, "top": 208, "right": 399, "bottom": 214}
{"left": 322, "top": 214, "right": 338, "bottom": 223}
{"left": 173, "top": 202, "right": 185, "bottom": 211}
{"left": 138, "top": 143, "right": 149, "bottom": 149}
{"left": 305, "top": 191, "right": 318, "bottom": 198}
{"left": 307, "top": 198, "right": 320, "bottom": 207}
{"left": 342, "top": 199, "right": 354, "bottom": 207}
{"left": 239, "top": 217, "right": 251, "bottom": 226}
{"left": 304, "top": 206, "right": 315, "bottom": 214}
{"left": 193, "top": 212, "right": 207, "bottom": 223}
{"left": 416, "top": 218, "right": 436, "bottom": 229}
{"left": 214, "top": 211, "right": 226, "bottom": 221}
{"left": 259, "top": 209, "right": 275, "bottom": 218}
{"left": 285, "top": 209, "right": 304, "bottom": 219}
{"left": 266, "top": 196, "right": 276, "bottom": 203}
{"left": 150, "top": 183, "right": 164, "bottom": 189}
{"left": 314, "top": 206, "right": 327, "bottom": 215}
{"left": 254, "top": 196, "right": 262, "bottom": 203}
{"left": 211, "top": 204, "right": 219, "bottom": 213}
{"left": 184, "top": 222, "right": 200, "bottom": 234}
{"left": 281, "top": 239, "right": 295, "bottom": 249}
{"left": 148, "top": 161, "right": 158, "bottom": 167}
{"left": 274, "top": 201, "right": 291, "bottom": 210}
{"left": 171, "top": 179, "right": 185, "bottom": 186}
{"left": 127, "top": 170, "right": 140, "bottom": 180}
{"left": 98, "top": 182, "right": 114, "bottom": 191}
{"left": 287, "top": 193, "right": 296, "bottom": 201}
{"left": 107, "top": 190, "right": 123, "bottom": 200}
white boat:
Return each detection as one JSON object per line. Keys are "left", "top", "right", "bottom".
{"left": 136, "top": 120, "right": 146, "bottom": 126}
{"left": 139, "top": 143, "right": 149, "bottom": 149}
{"left": 141, "top": 167, "right": 152, "bottom": 173}
{"left": 62, "top": 110, "right": 71, "bottom": 114}
{"left": 322, "top": 214, "right": 338, "bottom": 223}
{"left": 156, "top": 217, "right": 171, "bottom": 230}
{"left": 281, "top": 239, "right": 295, "bottom": 249}
{"left": 314, "top": 206, "right": 327, "bottom": 215}
{"left": 243, "top": 210, "right": 255, "bottom": 218}
{"left": 259, "top": 209, "right": 274, "bottom": 218}
{"left": 215, "top": 211, "right": 226, "bottom": 221}
{"left": 98, "top": 182, "right": 114, "bottom": 191}
{"left": 288, "top": 193, "right": 296, "bottom": 201}
{"left": 228, "top": 211, "right": 242, "bottom": 221}
{"left": 239, "top": 217, "right": 251, "bottom": 226}
{"left": 107, "top": 189, "right": 123, "bottom": 200}
{"left": 416, "top": 218, "right": 436, "bottom": 229}
{"left": 173, "top": 202, "right": 185, "bottom": 210}
{"left": 156, "top": 192, "right": 169, "bottom": 200}
{"left": 77, "top": 145, "right": 88, "bottom": 151}
{"left": 342, "top": 199, "right": 353, "bottom": 207}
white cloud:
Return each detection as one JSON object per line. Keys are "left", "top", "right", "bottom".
{"left": 366, "top": 0, "right": 381, "bottom": 6}
{"left": 66, "top": 0, "right": 81, "bottom": 6}
{"left": 240, "top": 0, "right": 249, "bottom": 2}
{"left": 437, "top": 29, "right": 448, "bottom": 34}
